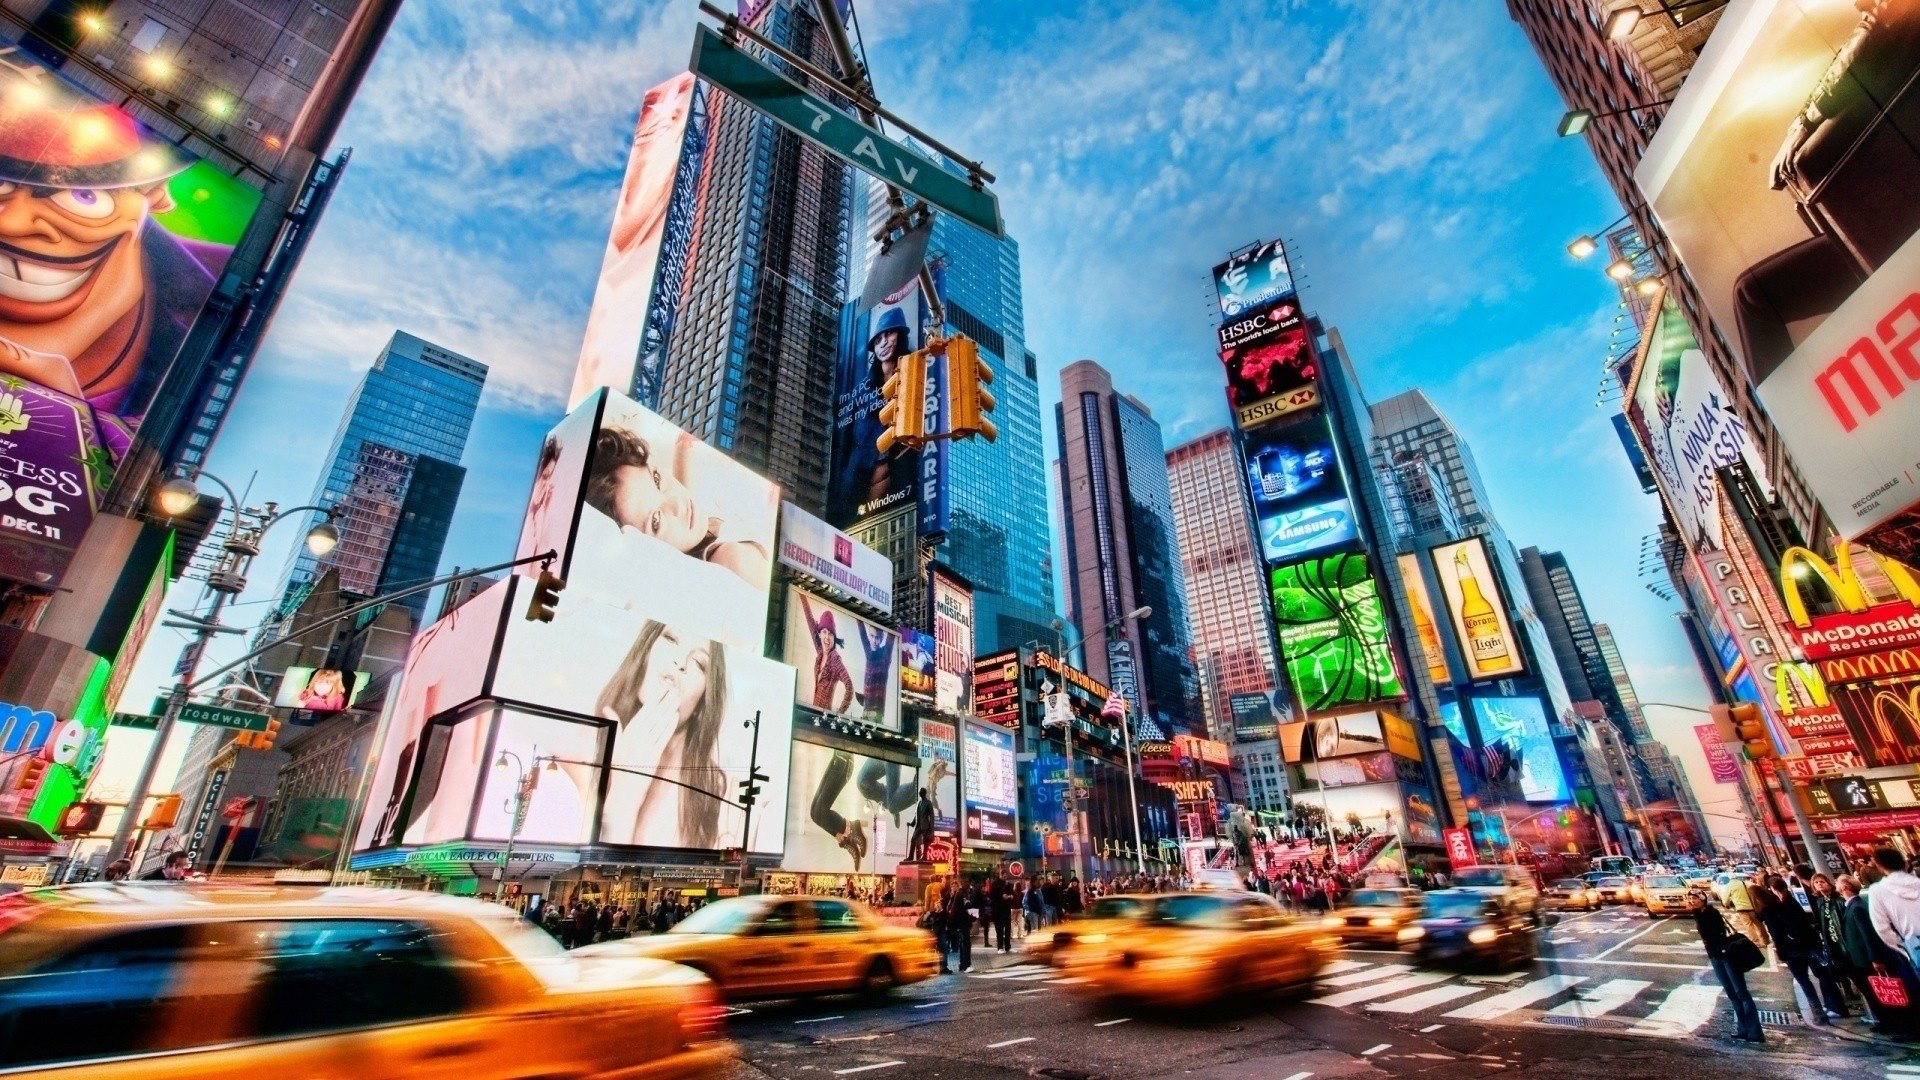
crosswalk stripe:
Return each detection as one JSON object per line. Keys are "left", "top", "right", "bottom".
{"left": 1443, "top": 974, "right": 1587, "bottom": 1020}
{"left": 1319, "top": 964, "right": 1410, "bottom": 987}
{"left": 1368, "top": 983, "right": 1487, "bottom": 1014}
{"left": 1320, "top": 959, "right": 1370, "bottom": 974}
{"left": 971, "top": 969, "right": 1040, "bottom": 980}
{"left": 1005, "top": 972, "right": 1055, "bottom": 981}
{"left": 1545, "top": 978, "right": 1651, "bottom": 1020}
{"left": 1311, "top": 971, "right": 1451, "bottom": 1008}
{"left": 1629, "top": 985, "right": 1722, "bottom": 1038}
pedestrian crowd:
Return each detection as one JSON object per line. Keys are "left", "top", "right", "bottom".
{"left": 1697, "top": 847, "right": 1920, "bottom": 1044}
{"left": 529, "top": 891, "right": 722, "bottom": 948}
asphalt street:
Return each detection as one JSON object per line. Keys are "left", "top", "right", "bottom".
{"left": 713, "top": 905, "right": 1913, "bottom": 1079}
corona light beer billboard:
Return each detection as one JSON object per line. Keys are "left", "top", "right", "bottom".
{"left": 1778, "top": 541, "right": 1920, "bottom": 768}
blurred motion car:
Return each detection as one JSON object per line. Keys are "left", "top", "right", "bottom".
{"left": 1591, "top": 876, "right": 1634, "bottom": 904}
{"left": 1037, "top": 894, "right": 1151, "bottom": 969}
{"left": 1064, "top": 891, "right": 1337, "bottom": 1008}
{"left": 578, "top": 895, "right": 938, "bottom": 1001}
{"left": 1541, "top": 878, "right": 1600, "bottom": 911}
{"left": 1449, "top": 865, "right": 1541, "bottom": 921}
{"left": 1639, "top": 874, "right": 1704, "bottom": 916}
{"left": 1327, "top": 888, "right": 1426, "bottom": 947}
{"left": 1403, "top": 889, "right": 1536, "bottom": 970}
{"left": 0, "top": 884, "right": 730, "bottom": 1080}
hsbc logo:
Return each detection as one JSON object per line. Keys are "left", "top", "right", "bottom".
{"left": 1217, "top": 301, "right": 1302, "bottom": 349}
{"left": 1813, "top": 290, "right": 1920, "bottom": 432}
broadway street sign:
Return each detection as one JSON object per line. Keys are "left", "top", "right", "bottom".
{"left": 178, "top": 703, "right": 269, "bottom": 732}
{"left": 690, "top": 26, "right": 1002, "bottom": 237}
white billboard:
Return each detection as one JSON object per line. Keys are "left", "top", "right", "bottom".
{"left": 777, "top": 502, "right": 893, "bottom": 614}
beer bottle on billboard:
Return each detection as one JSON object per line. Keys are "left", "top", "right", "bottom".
{"left": 1407, "top": 577, "right": 1449, "bottom": 683}
{"left": 1454, "top": 548, "right": 1511, "bottom": 674}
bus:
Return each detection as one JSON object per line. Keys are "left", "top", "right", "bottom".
{"left": 1593, "top": 855, "right": 1635, "bottom": 878}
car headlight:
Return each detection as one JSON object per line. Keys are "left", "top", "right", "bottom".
{"left": 1398, "top": 926, "right": 1425, "bottom": 941}
{"left": 1079, "top": 933, "right": 1107, "bottom": 945}
{"left": 1321, "top": 915, "right": 1345, "bottom": 929}
{"left": 1467, "top": 927, "right": 1499, "bottom": 944}
{"left": 1369, "top": 916, "right": 1395, "bottom": 927}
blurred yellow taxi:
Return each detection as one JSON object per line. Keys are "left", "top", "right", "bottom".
{"left": 1541, "top": 878, "right": 1600, "bottom": 911}
{"left": 0, "top": 884, "right": 730, "bottom": 1080}
{"left": 1591, "top": 876, "right": 1634, "bottom": 904}
{"left": 1038, "top": 894, "right": 1152, "bottom": 969}
{"left": 1325, "top": 887, "right": 1425, "bottom": 947}
{"left": 1639, "top": 874, "right": 1704, "bottom": 916}
{"left": 1064, "top": 891, "right": 1337, "bottom": 1009}
{"left": 580, "top": 895, "right": 938, "bottom": 1001}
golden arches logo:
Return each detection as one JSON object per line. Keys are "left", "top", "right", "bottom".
{"left": 1774, "top": 661, "right": 1830, "bottom": 716}
{"left": 1869, "top": 685, "right": 1920, "bottom": 756}
{"left": 1778, "top": 540, "right": 1920, "bottom": 627}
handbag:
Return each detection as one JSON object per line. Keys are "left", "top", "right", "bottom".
{"left": 1723, "top": 933, "right": 1766, "bottom": 974}
{"left": 1870, "top": 965, "right": 1912, "bottom": 1009}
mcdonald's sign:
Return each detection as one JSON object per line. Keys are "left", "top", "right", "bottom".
{"left": 1777, "top": 542, "right": 1920, "bottom": 660}
{"left": 1830, "top": 677, "right": 1920, "bottom": 769}
{"left": 1773, "top": 660, "right": 1859, "bottom": 750}
{"left": 1818, "top": 646, "right": 1920, "bottom": 686}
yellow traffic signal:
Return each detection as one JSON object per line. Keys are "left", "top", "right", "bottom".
{"left": 877, "top": 347, "right": 929, "bottom": 454}
{"left": 1730, "top": 702, "right": 1773, "bottom": 760}
{"left": 232, "top": 730, "right": 256, "bottom": 750}
{"left": 946, "top": 335, "right": 997, "bottom": 442}
{"left": 525, "top": 569, "right": 566, "bottom": 623}
{"left": 257, "top": 717, "right": 284, "bottom": 752}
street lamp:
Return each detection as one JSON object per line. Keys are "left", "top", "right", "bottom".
{"left": 1605, "top": 7, "right": 1643, "bottom": 39}
{"left": 105, "top": 472, "right": 336, "bottom": 868}
{"left": 1605, "top": 258, "right": 1636, "bottom": 282}
{"left": 1558, "top": 98, "right": 1673, "bottom": 138}
{"left": 494, "top": 749, "right": 538, "bottom": 901}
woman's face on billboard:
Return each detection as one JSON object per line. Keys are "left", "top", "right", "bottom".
{"left": 639, "top": 629, "right": 711, "bottom": 724}
{"left": 606, "top": 460, "right": 705, "bottom": 553}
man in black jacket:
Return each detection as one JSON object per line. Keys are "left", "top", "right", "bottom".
{"left": 946, "top": 877, "right": 979, "bottom": 973}
{"left": 1696, "top": 899, "right": 1764, "bottom": 1042}
{"left": 1757, "top": 874, "right": 1846, "bottom": 1023}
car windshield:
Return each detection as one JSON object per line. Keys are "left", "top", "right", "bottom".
{"left": 1425, "top": 892, "right": 1496, "bottom": 919}
{"left": 1348, "top": 890, "right": 1413, "bottom": 907}
{"left": 1551, "top": 879, "right": 1586, "bottom": 890}
{"left": 481, "top": 911, "right": 566, "bottom": 960}
{"left": 1646, "top": 876, "right": 1685, "bottom": 889}
{"left": 670, "top": 899, "right": 766, "bottom": 935}
{"left": 1452, "top": 868, "right": 1509, "bottom": 888}
{"left": 1144, "top": 895, "right": 1237, "bottom": 928}
{"left": 1598, "top": 877, "right": 1628, "bottom": 887}
{"left": 1086, "top": 897, "right": 1147, "bottom": 920}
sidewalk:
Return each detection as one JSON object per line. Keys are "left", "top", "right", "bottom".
{"left": 940, "top": 934, "right": 1040, "bottom": 974}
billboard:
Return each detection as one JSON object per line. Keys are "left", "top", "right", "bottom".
{"left": 971, "top": 649, "right": 1022, "bottom": 730}
{"left": 273, "top": 667, "right": 368, "bottom": 713}
{"left": 1244, "top": 411, "right": 1356, "bottom": 563}
{"left": 570, "top": 390, "right": 780, "bottom": 650}
{"left": 1228, "top": 690, "right": 1283, "bottom": 742}
{"left": 783, "top": 741, "right": 919, "bottom": 875}
{"left": 569, "top": 72, "right": 697, "bottom": 409}
{"left": 918, "top": 717, "right": 959, "bottom": 837}
{"left": 1212, "top": 239, "right": 1294, "bottom": 318}
{"left": 515, "top": 399, "right": 596, "bottom": 579}
{"left": 1382, "top": 712, "right": 1422, "bottom": 761}
{"left": 931, "top": 569, "right": 974, "bottom": 715}
{"left": 1469, "top": 696, "right": 1570, "bottom": 804}
{"left": 961, "top": 719, "right": 1018, "bottom": 850}
{"left": 1270, "top": 552, "right": 1404, "bottom": 710}
{"left": 900, "top": 627, "right": 936, "bottom": 696}
{"left": 777, "top": 502, "right": 893, "bottom": 614}
{"left": 1218, "top": 298, "right": 1318, "bottom": 430}
{"left": 1624, "top": 299, "right": 1756, "bottom": 554}
{"left": 784, "top": 586, "right": 899, "bottom": 729}
{"left": 1695, "top": 723, "right": 1742, "bottom": 784}
{"left": 0, "top": 51, "right": 264, "bottom": 586}
{"left": 1279, "top": 711, "right": 1387, "bottom": 761}
{"left": 827, "top": 275, "right": 935, "bottom": 530}
{"left": 1430, "top": 537, "right": 1526, "bottom": 681}
{"left": 1397, "top": 553, "right": 1453, "bottom": 685}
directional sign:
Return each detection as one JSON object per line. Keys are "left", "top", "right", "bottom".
{"left": 111, "top": 711, "right": 160, "bottom": 730}
{"left": 690, "top": 26, "right": 1002, "bottom": 237}
{"left": 178, "top": 703, "right": 269, "bottom": 732}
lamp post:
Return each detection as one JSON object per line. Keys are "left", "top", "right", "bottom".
{"left": 105, "top": 473, "right": 337, "bottom": 867}
{"left": 493, "top": 749, "right": 538, "bottom": 901}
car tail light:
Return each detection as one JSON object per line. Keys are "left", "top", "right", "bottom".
{"left": 0, "top": 894, "right": 45, "bottom": 936}
{"left": 677, "top": 982, "right": 727, "bottom": 1044}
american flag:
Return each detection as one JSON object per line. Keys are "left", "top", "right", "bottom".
{"left": 1101, "top": 694, "right": 1126, "bottom": 721}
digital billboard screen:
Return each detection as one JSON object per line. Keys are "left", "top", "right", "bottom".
{"left": 782, "top": 740, "right": 920, "bottom": 874}
{"left": 918, "top": 717, "right": 959, "bottom": 836}
{"left": 971, "top": 649, "right": 1022, "bottom": 730}
{"left": 961, "top": 720, "right": 1018, "bottom": 850}
{"left": 0, "top": 52, "right": 264, "bottom": 586}
{"left": 932, "top": 569, "right": 974, "bottom": 716}
{"left": 827, "top": 275, "right": 935, "bottom": 530}
{"left": 777, "top": 501, "right": 893, "bottom": 614}
{"left": 901, "top": 627, "right": 936, "bottom": 697}
{"left": 1469, "top": 696, "right": 1570, "bottom": 804}
{"left": 1212, "top": 239, "right": 1294, "bottom": 318}
{"left": 1244, "top": 411, "right": 1356, "bottom": 563}
{"left": 1430, "top": 537, "right": 1526, "bottom": 681}
{"left": 273, "top": 667, "right": 368, "bottom": 714}
{"left": 784, "top": 586, "right": 899, "bottom": 729}
{"left": 1270, "top": 552, "right": 1403, "bottom": 710}
{"left": 1228, "top": 690, "right": 1283, "bottom": 742}
{"left": 1218, "top": 300, "right": 1318, "bottom": 430}
{"left": 515, "top": 398, "right": 596, "bottom": 580}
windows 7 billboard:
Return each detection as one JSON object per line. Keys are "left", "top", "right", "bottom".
{"left": 1270, "top": 552, "right": 1403, "bottom": 711}
{"left": 1244, "top": 411, "right": 1356, "bottom": 563}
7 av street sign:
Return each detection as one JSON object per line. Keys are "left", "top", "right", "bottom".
{"left": 179, "top": 703, "right": 269, "bottom": 732}
{"left": 690, "top": 26, "right": 1002, "bottom": 238}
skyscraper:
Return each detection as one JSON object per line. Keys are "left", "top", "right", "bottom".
{"left": 274, "top": 331, "right": 486, "bottom": 616}
{"left": 1167, "top": 429, "right": 1282, "bottom": 744}
{"left": 1056, "top": 359, "right": 1200, "bottom": 736}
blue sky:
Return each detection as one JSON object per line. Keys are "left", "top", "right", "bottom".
{"left": 112, "top": 0, "right": 1735, "bottom": 825}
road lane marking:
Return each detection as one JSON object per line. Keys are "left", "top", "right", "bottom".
{"left": 987, "top": 1037, "right": 1035, "bottom": 1048}
{"left": 1535, "top": 956, "right": 1707, "bottom": 972}
{"left": 1094, "top": 1017, "right": 1131, "bottom": 1027}
{"left": 1007, "top": 972, "right": 1055, "bottom": 981}
{"left": 833, "top": 1064, "right": 904, "bottom": 1075}
{"left": 1280, "top": 1073, "right": 1313, "bottom": 1080}
{"left": 1419, "top": 1023, "right": 1445, "bottom": 1032}
{"left": 1369, "top": 983, "right": 1486, "bottom": 1013}
{"left": 1592, "top": 919, "right": 1664, "bottom": 961}
{"left": 1443, "top": 974, "right": 1587, "bottom": 1020}
{"left": 1547, "top": 937, "right": 1579, "bottom": 945}
{"left": 1048, "top": 977, "right": 1086, "bottom": 984}
{"left": 795, "top": 1015, "right": 845, "bottom": 1024}
{"left": 1319, "top": 964, "right": 1410, "bottom": 987}
{"left": 1321, "top": 959, "right": 1371, "bottom": 973}
{"left": 971, "top": 969, "right": 1039, "bottom": 980}
{"left": 1362, "top": 1043, "right": 1391, "bottom": 1056}
{"left": 1311, "top": 971, "right": 1450, "bottom": 1008}
{"left": 1545, "top": 978, "right": 1651, "bottom": 1019}
{"left": 911, "top": 1000, "right": 949, "bottom": 1009}
{"left": 1629, "top": 984, "right": 1722, "bottom": 1038}
{"left": 1014, "top": 987, "right": 1049, "bottom": 995}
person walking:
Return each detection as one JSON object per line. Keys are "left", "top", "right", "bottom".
{"left": 1041, "top": 875, "right": 1063, "bottom": 926}
{"left": 1023, "top": 879, "right": 1041, "bottom": 936}
{"left": 1063, "top": 875, "right": 1085, "bottom": 918}
{"left": 1869, "top": 847, "right": 1920, "bottom": 969}
{"left": 1696, "top": 898, "right": 1765, "bottom": 1042}
{"left": 1757, "top": 873, "right": 1846, "bottom": 1022}
{"left": 924, "top": 874, "right": 952, "bottom": 975}
{"left": 1810, "top": 873, "right": 1864, "bottom": 1019}
{"left": 946, "top": 876, "right": 979, "bottom": 973}
{"left": 1725, "top": 872, "right": 1769, "bottom": 950}
{"left": 991, "top": 875, "right": 1015, "bottom": 953}
{"left": 1837, "top": 874, "right": 1898, "bottom": 1032}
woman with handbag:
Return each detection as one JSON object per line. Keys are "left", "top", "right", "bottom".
{"left": 1697, "top": 898, "right": 1766, "bottom": 1042}
{"left": 1758, "top": 874, "right": 1847, "bottom": 1022}
{"left": 1845, "top": 870, "right": 1918, "bottom": 1038}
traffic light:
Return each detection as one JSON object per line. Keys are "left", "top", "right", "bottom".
{"left": 738, "top": 768, "right": 770, "bottom": 808}
{"left": 1729, "top": 702, "right": 1773, "bottom": 760}
{"left": 525, "top": 569, "right": 565, "bottom": 623}
{"left": 57, "top": 800, "right": 104, "bottom": 836}
{"left": 11, "top": 757, "right": 44, "bottom": 791}
{"left": 233, "top": 729, "right": 257, "bottom": 750}
{"left": 140, "top": 794, "right": 183, "bottom": 830}
{"left": 257, "top": 717, "right": 284, "bottom": 752}
{"left": 876, "top": 347, "right": 929, "bottom": 454}
{"left": 945, "top": 334, "right": 997, "bottom": 442}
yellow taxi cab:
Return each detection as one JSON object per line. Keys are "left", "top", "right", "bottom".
{"left": 1591, "top": 875, "right": 1635, "bottom": 904}
{"left": 1038, "top": 894, "right": 1152, "bottom": 969}
{"left": 1639, "top": 873, "right": 1704, "bottom": 916}
{"left": 580, "top": 895, "right": 939, "bottom": 1001}
{"left": 1325, "top": 887, "right": 1425, "bottom": 947}
{"left": 1064, "top": 891, "right": 1337, "bottom": 1009}
{"left": 0, "top": 884, "right": 730, "bottom": 1080}
{"left": 1541, "top": 878, "right": 1601, "bottom": 911}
